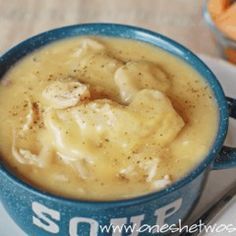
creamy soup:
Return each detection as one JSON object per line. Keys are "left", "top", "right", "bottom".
{"left": 0, "top": 37, "right": 218, "bottom": 200}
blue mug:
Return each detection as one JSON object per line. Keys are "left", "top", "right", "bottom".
{"left": 0, "top": 23, "right": 235, "bottom": 236}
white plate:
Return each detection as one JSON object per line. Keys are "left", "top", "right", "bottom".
{"left": 0, "top": 55, "right": 236, "bottom": 236}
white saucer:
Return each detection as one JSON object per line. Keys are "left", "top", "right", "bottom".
{"left": 0, "top": 55, "right": 236, "bottom": 236}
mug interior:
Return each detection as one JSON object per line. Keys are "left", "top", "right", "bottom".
{"left": 0, "top": 23, "right": 229, "bottom": 206}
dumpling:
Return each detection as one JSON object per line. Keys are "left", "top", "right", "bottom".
{"left": 72, "top": 38, "right": 123, "bottom": 98}
{"left": 114, "top": 61, "right": 171, "bottom": 104}
{"left": 44, "top": 90, "right": 184, "bottom": 165}
{"left": 42, "top": 81, "right": 90, "bottom": 109}
{"left": 44, "top": 99, "right": 144, "bottom": 160}
{"left": 129, "top": 89, "right": 185, "bottom": 147}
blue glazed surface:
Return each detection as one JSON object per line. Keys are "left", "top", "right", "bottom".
{"left": 0, "top": 166, "right": 207, "bottom": 236}
{"left": 213, "top": 97, "right": 236, "bottom": 170}
{"left": 0, "top": 23, "right": 234, "bottom": 236}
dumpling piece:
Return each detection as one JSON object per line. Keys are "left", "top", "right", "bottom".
{"left": 42, "top": 81, "right": 90, "bottom": 109}
{"left": 44, "top": 99, "right": 145, "bottom": 161}
{"left": 129, "top": 89, "right": 184, "bottom": 147}
{"left": 72, "top": 38, "right": 123, "bottom": 98}
{"left": 73, "top": 38, "right": 106, "bottom": 57}
{"left": 152, "top": 175, "right": 172, "bottom": 190}
{"left": 11, "top": 132, "right": 53, "bottom": 168}
{"left": 114, "top": 61, "right": 171, "bottom": 104}
{"left": 44, "top": 90, "right": 184, "bottom": 175}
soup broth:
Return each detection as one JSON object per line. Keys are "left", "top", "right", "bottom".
{"left": 0, "top": 37, "right": 218, "bottom": 200}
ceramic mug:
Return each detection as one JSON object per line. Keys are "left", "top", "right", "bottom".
{"left": 0, "top": 24, "right": 235, "bottom": 236}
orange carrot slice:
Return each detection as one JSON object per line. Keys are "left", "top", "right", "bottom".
{"left": 208, "top": 0, "right": 231, "bottom": 19}
{"left": 225, "top": 47, "right": 236, "bottom": 64}
{"left": 216, "top": 3, "right": 236, "bottom": 40}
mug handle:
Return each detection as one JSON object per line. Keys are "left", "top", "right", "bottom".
{"left": 213, "top": 97, "right": 236, "bottom": 170}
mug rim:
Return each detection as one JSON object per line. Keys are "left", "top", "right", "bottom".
{"left": 0, "top": 23, "right": 229, "bottom": 207}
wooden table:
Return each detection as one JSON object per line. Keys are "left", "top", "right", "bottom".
{"left": 0, "top": 0, "right": 219, "bottom": 57}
